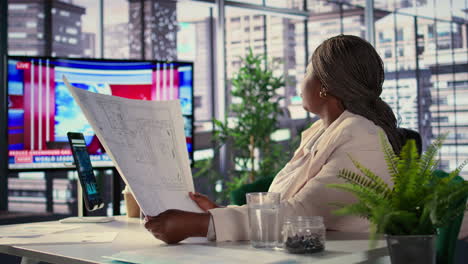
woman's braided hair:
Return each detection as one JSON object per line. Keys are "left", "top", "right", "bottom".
{"left": 310, "top": 35, "right": 402, "bottom": 154}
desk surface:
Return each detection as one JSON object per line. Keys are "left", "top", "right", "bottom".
{"left": 0, "top": 216, "right": 390, "bottom": 264}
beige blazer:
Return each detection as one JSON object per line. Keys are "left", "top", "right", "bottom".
{"left": 209, "top": 111, "right": 392, "bottom": 242}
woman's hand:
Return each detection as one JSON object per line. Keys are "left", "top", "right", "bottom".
{"left": 189, "top": 192, "right": 220, "bottom": 212}
{"left": 144, "top": 209, "right": 210, "bottom": 244}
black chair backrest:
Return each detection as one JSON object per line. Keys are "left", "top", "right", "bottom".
{"left": 398, "top": 128, "right": 422, "bottom": 156}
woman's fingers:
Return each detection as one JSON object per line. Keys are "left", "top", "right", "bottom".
{"left": 188, "top": 192, "right": 196, "bottom": 200}
{"left": 189, "top": 192, "right": 205, "bottom": 202}
{"left": 189, "top": 192, "right": 202, "bottom": 198}
{"left": 143, "top": 209, "right": 197, "bottom": 244}
{"left": 143, "top": 214, "right": 170, "bottom": 242}
{"left": 188, "top": 192, "right": 218, "bottom": 212}
{"left": 144, "top": 217, "right": 161, "bottom": 232}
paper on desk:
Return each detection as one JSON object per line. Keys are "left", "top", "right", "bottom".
{"left": 0, "top": 232, "right": 118, "bottom": 245}
{"left": 102, "top": 245, "right": 293, "bottom": 264}
{"left": 0, "top": 224, "right": 80, "bottom": 238}
{"left": 63, "top": 76, "right": 202, "bottom": 216}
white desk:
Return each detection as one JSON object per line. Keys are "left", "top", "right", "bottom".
{"left": 0, "top": 216, "right": 390, "bottom": 264}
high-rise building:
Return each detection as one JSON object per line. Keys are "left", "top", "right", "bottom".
{"left": 306, "top": 0, "right": 427, "bottom": 11}
{"left": 307, "top": 4, "right": 389, "bottom": 51}
{"left": 189, "top": 18, "right": 213, "bottom": 124}
{"left": 81, "top": 32, "right": 96, "bottom": 58}
{"left": 424, "top": 39, "right": 468, "bottom": 172}
{"left": 104, "top": 23, "right": 130, "bottom": 59}
{"left": 375, "top": 13, "right": 433, "bottom": 144}
{"left": 8, "top": 0, "right": 46, "bottom": 56}
{"left": 128, "top": 0, "right": 177, "bottom": 60}
{"left": 224, "top": 14, "right": 297, "bottom": 108}
{"left": 303, "top": 0, "right": 468, "bottom": 176}
{"left": 375, "top": 6, "right": 468, "bottom": 175}
{"left": 373, "top": 0, "right": 428, "bottom": 10}
{"left": 50, "top": 1, "right": 85, "bottom": 57}
{"left": 8, "top": 0, "right": 86, "bottom": 57}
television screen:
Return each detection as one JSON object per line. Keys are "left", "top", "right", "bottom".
{"left": 7, "top": 56, "right": 194, "bottom": 169}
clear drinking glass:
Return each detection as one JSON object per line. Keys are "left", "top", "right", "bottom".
{"left": 246, "top": 192, "right": 281, "bottom": 248}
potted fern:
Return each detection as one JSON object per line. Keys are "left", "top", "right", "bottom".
{"left": 328, "top": 133, "right": 468, "bottom": 264}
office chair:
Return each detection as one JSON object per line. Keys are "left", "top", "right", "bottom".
{"left": 397, "top": 128, "right": 422, "bottom": 156}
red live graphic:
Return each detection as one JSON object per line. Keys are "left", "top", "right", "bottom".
{"left": 16, "top": 61, "right": 31, "bottom": 70}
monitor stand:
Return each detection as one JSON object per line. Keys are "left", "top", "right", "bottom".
{"left": 59, "top": 178, "right": 114, "bottom": 223}
{"left": 78, "top": 182, "right": 84, "bottom": 217}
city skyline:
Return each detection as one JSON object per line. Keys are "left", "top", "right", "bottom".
{"left": 7, "top": 0, "right": 468, "bottom": 174}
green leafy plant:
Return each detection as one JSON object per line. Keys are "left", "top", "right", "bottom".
{"left": 214, "top": 48, "right": 287, "bottom": 197}
{"left": 328, "top": 133, "right": 468, "bottom": 245}
{"left": 195, "top": 49, "right": 300, "bottom": 202}
{"left": 214, "top": 49, "right": 285, "bottom": 183}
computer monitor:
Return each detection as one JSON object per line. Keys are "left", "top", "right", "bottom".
{"left": 7, "top": 56, "right": 194, "bottom": 169}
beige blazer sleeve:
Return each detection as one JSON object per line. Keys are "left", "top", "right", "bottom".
{"left": 209, "top": 112, "right": 391, "bottom": 242}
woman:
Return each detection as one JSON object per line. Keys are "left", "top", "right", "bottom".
{"left": 144, "top": 35, "right": 402, "bottom": 244}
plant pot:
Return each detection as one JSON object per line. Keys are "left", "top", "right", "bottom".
{"left": 385, "top": 234, "right": 436, "bottom": 264}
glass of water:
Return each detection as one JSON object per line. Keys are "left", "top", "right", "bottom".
{"left": 246, "top": 192, "right": 281, "bottom": 248}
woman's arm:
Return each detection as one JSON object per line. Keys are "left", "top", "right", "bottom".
{"left": 144, "top": 147, "right": 387, "bottom": 243}
{"left": 209, "top": 143, "right": 389, "bottom": 241}
{"left": 280, "top": 148, "right": 389, "bottom": 231}
{"left": 144, "top": 192, "right": 220, "bottom": 244}
{"left": 144, "top": 209, "right": 211, "bottom": 244}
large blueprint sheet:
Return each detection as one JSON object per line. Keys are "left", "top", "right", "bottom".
{"left": 64, "top": 77, "right": 202, "bottom": 216}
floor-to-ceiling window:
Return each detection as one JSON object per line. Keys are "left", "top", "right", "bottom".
{"left": 306, "top": 0, "right": 371, "bottom": 120}
{"left": 219, "top": 1, "right": 308, "bottom": 199}
{"left": 4, "top": 0, "right": 217, "bottom": 214}
{"left": 374, "top": 0, "right": 468, "bottom": 177}
{"left": 3, "top": 0, "right": 467, "bottom": 216}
